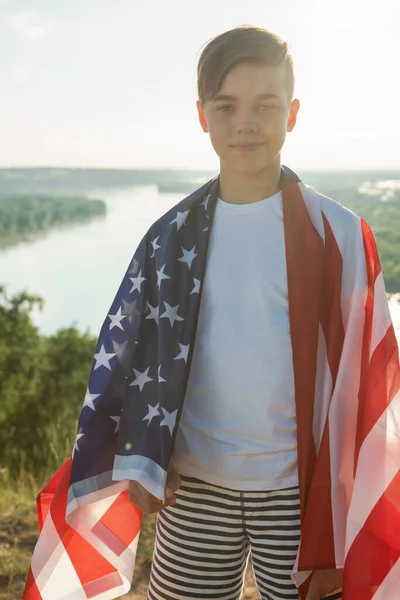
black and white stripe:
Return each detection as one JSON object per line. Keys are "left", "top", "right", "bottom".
{"left": 146, "top": 475, "right": 342, "bottom": 600}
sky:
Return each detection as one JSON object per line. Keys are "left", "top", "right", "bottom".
{"left": 0, "top": 0, "right": 399, "bottom": 171}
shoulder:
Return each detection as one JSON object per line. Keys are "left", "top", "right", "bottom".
{"left": 303, "top": 184, "right": 363, "bottom": 246}
{"left": 146, "top": 177, "right": 216, "bottom": 240}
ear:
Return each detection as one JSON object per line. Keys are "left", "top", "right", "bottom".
{"left": 287, "top": 98, "right": 300, "bottom": 133}
{"left": 196, "top": 100, "right": 209, "bottom": 133}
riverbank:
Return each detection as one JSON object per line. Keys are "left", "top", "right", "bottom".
{"left": 0, "top": 193, "right": 106, "bottom": 251}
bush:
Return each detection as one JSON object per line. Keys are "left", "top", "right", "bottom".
{"left": 0, "top": 286, "right": 96, "bottom": 477}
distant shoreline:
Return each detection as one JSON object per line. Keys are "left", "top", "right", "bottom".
{"left": 0, "top": 212, "right": 107, "bottom": 250}
{"left": 0, "top": 193, "right": 107, "bottom": 251}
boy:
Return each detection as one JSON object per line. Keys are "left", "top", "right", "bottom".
{"left": 24, "top": 26, "right": 399, "bottom": 600}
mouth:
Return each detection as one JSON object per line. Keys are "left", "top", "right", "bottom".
{"left": 229, "top": 142, "right": 266, "bottom": 152}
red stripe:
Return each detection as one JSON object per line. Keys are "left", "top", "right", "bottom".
{"left": 92, "top": 490, "right": 142, "bottom": 556}
{"left": 361, "top": 219, "right": 382, "bottom": 282}
{"left": 298, "top": 214, "right": 345, "bottom": 570}
{"left": 356, "top": 325, "right": 400, "bottom": 469}
{"left": 343, "top": 219, "right": 400, "bottom": 598}
{"left": 282, "top": 178, "right": 324, "bottom": 520}
{"left": 343, "top": 470, "right": 400, "bottom": 600}
{"left": 320, "top": 215, "right": 345, "bottom": 390}
{"left": 36, "top": 458, "right": 69, "bottom": 531}
{"left": 356, "top": 219, "right": 383, "bottom": 473}
{"left": 22, "top": 567, "right": 42, "bottom": 599}
{"left": 48, "top": 458, "right": 124, "bottom": 597}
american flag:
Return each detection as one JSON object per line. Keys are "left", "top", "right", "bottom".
{"left": 23, "top": 167, "right": 400, "bottom": 600}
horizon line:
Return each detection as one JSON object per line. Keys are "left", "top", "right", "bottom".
{"left": 1, "top": 165, "right": 400, "bottom": 173}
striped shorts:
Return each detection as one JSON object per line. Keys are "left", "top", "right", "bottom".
{"left": 146, "top": 475, "right": 342, "bottom": 600}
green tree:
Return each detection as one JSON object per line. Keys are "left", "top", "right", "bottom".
{"left": 0, "top": 287, "right": 96, "bottom": 476}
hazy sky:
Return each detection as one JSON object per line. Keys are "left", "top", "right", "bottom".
{"left": 1, "top": 0, "right": 399, "bottom": 171}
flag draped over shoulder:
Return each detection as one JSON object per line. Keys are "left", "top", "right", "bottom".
{"left": 23, "top": 167, "right": 400, "bottom": 600}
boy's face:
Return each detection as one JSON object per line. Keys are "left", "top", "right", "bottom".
{"left": 197, "top": 62, "right": 299, "bottom": 176}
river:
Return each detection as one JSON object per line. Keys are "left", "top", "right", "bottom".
{"left": 1, "top": 185, "right": 399, "bottom": 342}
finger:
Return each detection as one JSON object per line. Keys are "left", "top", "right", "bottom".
{"left": 136, "top": 488, "right": 164, "bottom": 511}
{"left": 132, "top": 494, "right": 164, "bottom": 513}
{"left": 129, "top": 482, "right": 164, "bottom": 511}
{"left": 166, "top": 470, "right": 181, "bottom": 492}
{"left": 130, "top": 480, "right": 162, "bottom": 504}
{"left": 164, "top": 492, "right": 177, "bottom": 506}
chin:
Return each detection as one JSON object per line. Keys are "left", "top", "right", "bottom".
{"left": 233, "top": 159, "right": 273, "bottom": 177}
{"left": 220, "top": 149, "right": 279, "bottom": 176}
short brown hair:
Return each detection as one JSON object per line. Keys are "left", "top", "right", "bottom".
{"left": 197, "top": 25, "right": 294, "bottom": 104}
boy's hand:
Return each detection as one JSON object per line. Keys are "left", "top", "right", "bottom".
{"left": 305, "top": 568, "right": 344, "bottom": 600}
{"left": 128, "top": 469, "right": 181, "bottom": 514}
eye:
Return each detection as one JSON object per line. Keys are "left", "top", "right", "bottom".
{"left": 217, "top": 105, "right": 233, "bottom": 112}
{"left": 258, "top": 104, "right": 276, "bottom": 111}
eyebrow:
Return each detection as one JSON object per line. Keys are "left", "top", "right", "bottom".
{"left": 211, "top": 93, "right": 281, "bottom": 102}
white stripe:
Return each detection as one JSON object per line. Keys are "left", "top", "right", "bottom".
{"left": 31, "top": 494, "right": 136, "bottom": 599}
{"left": 313, "top": 323, "right": 333, "bottom": 451}
{"left": 66, "top": 495, "right": 138, "bottom": 580}
{"left": 153, "top": 558, "right": 243, "bottom": 586}
{"left": 370, "top": 271, "right": 393, "bottom": 359}
{"left": 169, "top": 503, "right": 244, "bottom": 522}
{"left": 318, "top": 207, "right": 367, "bottom": 566}
{"left": 328, "top": 283, "right": 366, "bottom": 565}
{"left": 31, "top": 513, "right": 86, "bottom": 600}
{"left": 246, "top": 518, "right": 301, "bottom": 527}
{"left": 154, "top": 547, "right": 244, "bottom": 574}
{"left": 158, "top": 514, "right": 244, "bottom": 544}
{"left": 31, "top": 511, "right": 62, "bottom": 582}
{"left": 113, "top": 453, "right": 167, "bottom": 500}
{"left": 371, "top": 557, "right": 400, "bottom": 600}
{"left": 156, "top": 535, "right": 244, "bottom": 566}
{"left": 67, "top": 479, "right": 128, "bottom": 514}
{"left": 299, "top": 184, "right": 325, "bottom": 242}
{"left": 178, "top": 478, "right": 241, "bottom": 497}
{"left": 344, "top": 389, "right": 400, "bottom": 557}
{"left": 155, "top": 531, "right": 242, "bottom": 560}
{"left": 148, "top": 575, "right": 242, "bottom": 600}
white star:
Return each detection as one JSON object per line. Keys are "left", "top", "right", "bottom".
{"left": 170, "top": 210, "right": 190, "bottom": 231}
{"left": 110, "top": 416, "right": 120, "bottom": 433}
{"left": 191, "top": 278, "right": 201, "bottom": 295}
{"left": 113, "top": 339, "right": 128, "bottom": 360}
{"left": 174, "top": 343, "right": 190, "bottom": 364}
{"left": 129, "top": 269, "right": 147, "bottom": 294}
{"left": 160, "top": 408, "right": 178, "bottom": 436}
{"left": 129, "top": 366, "right": 153, "bottom": 392}
{"left": 108, "top": 306, "right": 127, "bottom": 331}
{"left": 150, "top": 236, "right": 161, "bottom": 258}
{"left": 160, "top": 301, "right": 184, "bottom": 327}
{"left": 73, "top": 432, "right": 84, "bottom": 456}
{"left": 178, "top": 245, "right": 198, "bottom": 269}
{"left": 82, "top": 387, "right": 100, "bottom": 411}
{"left": 121, "top": 298, "right": 140, "bottom": 323}
{"left": 142, "top": 403, "right": 160, "bottom": 425}
{"left": 199, "top": 194, "right": 210, "bottom": 210}
{"left": 145, "top": 302, "right": 159, "bottom": 324}
{"left": 94, "top": 344, "right": 117, "bottom": 370}
{"left": 158, "top": 365, "right": 167, "bottom": 383}
{"left": 156, "top": 263, "right": 171, "bottom": 289}
{"left": 128, "top": 258, "right": 140, "bottom": 275}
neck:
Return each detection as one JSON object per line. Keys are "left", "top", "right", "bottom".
{"left": 218, "top": 156, "right": 282, "bottom": 205}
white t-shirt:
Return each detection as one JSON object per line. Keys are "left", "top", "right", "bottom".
{"left": 171, "top": 190, "right": 299, "bottom": 491}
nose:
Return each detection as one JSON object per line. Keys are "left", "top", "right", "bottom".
{"left": 235, "top": 119, "right": 258, "bottom": 135}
